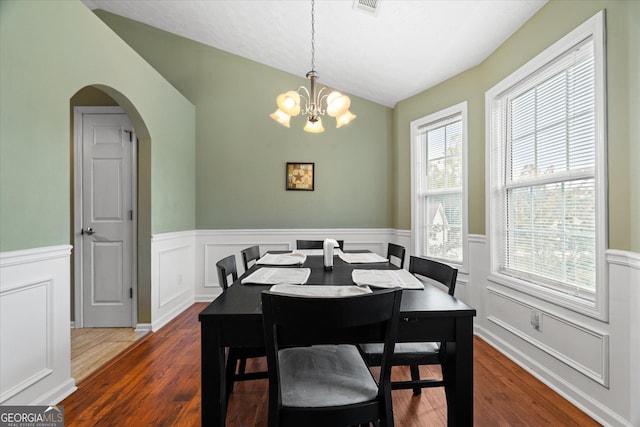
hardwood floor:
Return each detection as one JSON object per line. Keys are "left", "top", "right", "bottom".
{"left": 62, "top": 303, "right": 600, "bottom": 426}
{"left": 71, "top": 327, "right": 145, "bottom": 383}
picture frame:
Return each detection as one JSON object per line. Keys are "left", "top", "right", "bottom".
{"left": 286, "top": 162, "right": 314, "bottom": 191}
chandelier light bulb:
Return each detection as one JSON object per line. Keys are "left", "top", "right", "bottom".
{"left": 277, "top": 91, "right": 301, "bottom": 116}
{"left": 326, "top": 91, "right": 350, "bottom": 117}
{"left": 303, "top": 117, "right": 325, "bottom": 133}
{"left": 335, "top": 110, "right": 357, "bottom": 128}
{"left": 270, "top": 109, "right": 291, "bottom": 127}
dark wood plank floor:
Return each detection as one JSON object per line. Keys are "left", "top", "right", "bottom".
{"left": 61, "top": 302, "right": 600, "bottom": 426}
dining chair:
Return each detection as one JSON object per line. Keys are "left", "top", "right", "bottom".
{"left": 386, "top": 243, "right": 406, "bottom": 269}
{"left": 216, "top": 255, "right": 268, "bottom": 400}
{"left": 296, "top": 239, "right": 345, "bottom": 250}
{"left": 358, "top": 255, "right": 458, "bottom": 395}
{"left": 241, "top": 245, "right": 261, "bottom": 272}
{"left": 261, "top": 288, "right": 403, "bottom": 427}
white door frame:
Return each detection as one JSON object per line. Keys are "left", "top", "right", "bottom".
{"left": 73, "top": 106, "right": 138, "bottom": 328}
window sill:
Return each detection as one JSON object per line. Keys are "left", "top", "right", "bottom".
{"left": 487, "top": 272, "right": 607, "bottom": 321}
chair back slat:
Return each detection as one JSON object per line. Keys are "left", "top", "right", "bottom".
{"left": 216, "top": 254, "right": 238, "bottom": 291}
{"left": 387, "top": 243, "right": 406, "bottom": 269}
{"left": 408, "top": 256, "right": 458, "bottom": 296}
{"left": 296, "top": 239, "right": 345, "bottom": 250}
{"left": 241, "top": 245, "right": 261, "bottom": 271}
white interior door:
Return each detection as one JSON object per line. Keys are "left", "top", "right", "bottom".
{"left": 80, "top": 111, "right": 135, "bottom": 327}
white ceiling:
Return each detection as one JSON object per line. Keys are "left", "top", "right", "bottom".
{"left": 82, "top": 0, "right": 546, "bottom": 108}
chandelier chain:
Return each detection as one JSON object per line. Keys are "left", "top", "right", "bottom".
{"left": 269, "top": 0, "right": 356, "bottom": 132}
{"left": 310, "top": 0, "right": 315, "bottom": 71}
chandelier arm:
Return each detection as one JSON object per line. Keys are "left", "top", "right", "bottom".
{"left": 296, "top": 86, "right": 311, "bottom": 114}
{"left": 297, "top": 85, "right": 310, "bottom": 99}
{"left": 315, "top": 86, "right": 331, "bottom": 115}
{"left": 317, "top": 86, "right": 330, "bottom": 102}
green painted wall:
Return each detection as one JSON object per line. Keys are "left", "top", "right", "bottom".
{"left": 95, "top": 11, "right": 394, "bottom": 230}
{"left": 0, "top": 0, "right": 196, "bottom": 254}
{"left": 393, "top": 0, "right": 639, "bottom": 251}
{"left": 629, "top": 0, "right": 640, "bottom": 253}
{"left": 1, "top": 0, "right": 196, "bottom": 322}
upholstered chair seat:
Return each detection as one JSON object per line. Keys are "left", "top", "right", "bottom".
{"left": 279, "top": 344, "right": 379, "bottom": 407}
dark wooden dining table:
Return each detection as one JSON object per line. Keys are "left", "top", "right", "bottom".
{"left": 199, "top": 251, "right": 476, "bottom": 426}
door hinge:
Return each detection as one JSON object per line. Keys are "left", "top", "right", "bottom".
{"left": 129, "top": 210, "right": 133, "bottom": 220}
{"left": 130, "top": 288, "right": 133, "bottom": 299}
{"left": 124, "top": 129, "right": 133, "bottom": 142}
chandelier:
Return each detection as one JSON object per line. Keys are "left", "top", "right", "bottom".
{"left": 270, "top": 0, "right": 356, "bottom": 133}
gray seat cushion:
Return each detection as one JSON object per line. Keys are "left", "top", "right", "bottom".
{"left": 360, "top": 341, "right": 440, "bottom": 355}
{"left": 278, "top": 344, "right": 378, "bottom": 407}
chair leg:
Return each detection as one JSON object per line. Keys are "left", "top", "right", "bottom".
{"left": 409, "top": 364, "right": 422, "bottom": 395}
{"left": 238, "top": 357, "right": 247, "bottom": 375}
{"left": 225, "top": 351, "right": 238, "bottom": 402}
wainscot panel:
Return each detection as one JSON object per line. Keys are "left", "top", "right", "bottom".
{"left": 151, "top": 231, "right": 195, "bottom": 331}
{"left": 0, "top": 245, "right": 75, "bottom": 405}
{"left": 487, "top": 287, "right": 609, "bottom": 386}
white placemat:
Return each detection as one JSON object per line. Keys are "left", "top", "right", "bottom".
{"left": 338, "top": 252, "right": 388, "bottom": 264}
{"left": 293, "top": 249, "right": 324, "bottom": 256}
{"left": 241, "top": 267, "right": 311, "bottom": 285}
{"left": 294, "top": 249, "right": 343, "bottom": 256}
{"left": 352, "top": 269, "right": 424, "bottom": 289}
{"left": 269, "top": 284, "right": 372, "bottom": 297}
{"left": 256, "top": 252, "right": 307, "bottom": 265}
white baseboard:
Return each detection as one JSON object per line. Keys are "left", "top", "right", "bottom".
{"left": 475, "top": 326, "right": 630, "bottom": 427}
{"left": 135, "top": 323, "right": 152, "bottom": 334}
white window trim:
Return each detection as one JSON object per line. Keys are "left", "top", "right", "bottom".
{"left": 411, "top": 101, "right": 469, "bottom": 273}
{"left": 485, "top": 11, "right": 608, "bottom": 320}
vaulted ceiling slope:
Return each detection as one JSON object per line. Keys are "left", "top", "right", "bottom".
{"left": 82, "top": 0, "right": 546, "bottom": 107}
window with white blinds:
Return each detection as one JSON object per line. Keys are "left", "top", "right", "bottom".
{"left": 411, "top": 102, "right": 467, "bottom": 269}
{"left": 486, "top": 11, "right": 607, "bottom": 318}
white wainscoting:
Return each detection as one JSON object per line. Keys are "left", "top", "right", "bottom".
{"left": 486, "top": 287, "right": 610, "bottom": 386}
{"left": 5, "top": 232, "right": 637, "bottom": 425}
{"left": 471, "top": 235, "right": 640, "bottom": 427}
{"left": 150, "top": 231, "right": 195, "bottom": 331}
{"left": 194, "top": 228, "right": 401, "bottom": 301}
{"left": 0, "top": 245, "right": 75, "bottom": 405}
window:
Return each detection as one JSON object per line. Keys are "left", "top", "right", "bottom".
{"left": 411, "top": 102, "right": 468, "bottom": 270}
{"left": 486, "top": 11, "right": 607, "bottom": 319}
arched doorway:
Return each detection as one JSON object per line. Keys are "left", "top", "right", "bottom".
{"left": 69, "top": 85, "right": 152, "bottom": 380}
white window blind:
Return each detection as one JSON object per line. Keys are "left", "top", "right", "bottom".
{"left": 423, "top": 117, "right": 463, "bottom": 263}
{"left": 412, "top": 106, "right": 466, "bottom": 266}
{"left": 502, "top": 37, "right": 596, "bottom": 298}
{"left": 487, "top": 11, "right": 606, "bottom": 318}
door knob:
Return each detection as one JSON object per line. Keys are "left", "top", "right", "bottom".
{"left": 82, "top": 227, "right": 95, "bottom": 235}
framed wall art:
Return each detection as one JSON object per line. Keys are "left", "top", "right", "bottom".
{"left": 286, "top": 162, "right": 314, "bottom": 191}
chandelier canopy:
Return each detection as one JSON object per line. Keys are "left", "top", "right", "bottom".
{"left": 270, "top": 0, "right": 356, "bottom": 133}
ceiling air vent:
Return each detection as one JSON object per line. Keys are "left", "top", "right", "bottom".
{"left": 353, "top": 0, "right": 380, "bottom": 16}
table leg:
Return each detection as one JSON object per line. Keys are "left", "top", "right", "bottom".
{"left": 442, "top": 317, "right": 474, "bottom": 426}
{"left": 201, "top": 321, "right": 226, "bottom": 426}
